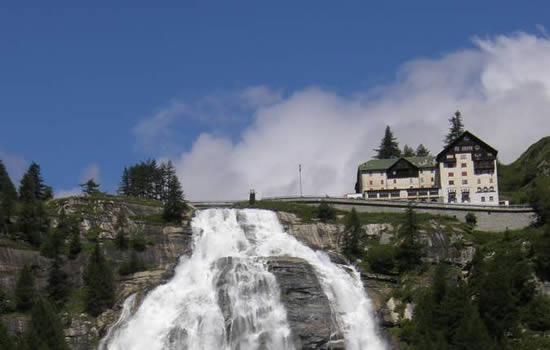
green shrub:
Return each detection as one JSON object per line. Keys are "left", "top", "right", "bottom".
{"left": 365, "top": 245, "right": 396, "bottom": 274}
{"left": 119, "top": 251, "right": 147, "bottom": 276}
{"left": 317, "top": 201, "right": 336, "bottom": 222}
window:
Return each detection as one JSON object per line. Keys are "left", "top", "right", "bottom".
{"left": 420, "top": 178, "right": 424, "bottom": 183}
{"left": 461, "top": 171, "right": 467, "bottom": 176}
{"left": 489, "top": 186, "right": 494, "bottom": 192}
{"left": 483, "top": 187, "right": 488, "bottom": 192}
{"left": 449, "top": 180, "right": 454, "bottom": 185}
{"left": 460, "top": 154, "right": 467, "bottom": 159}
{"left": 381, "top": 180, "right": 384, "bottom": 184}
{"left": 477, "top": 187, "right": 482, "bottom": 192}
{"left": 462, "top": 146, "right": 473, "bottom": 151}
{"left": 475, "top": 145, "right": 480, "bottom": 150}
{"left": 489, "top": 196, "right": 494, "bottom": 201}
{"left": 431, "top": 177, "right": 434, "bottom": 182}
{"left": 393, "top": 179, "right": 397, "bottom": 184}
{"left": 446, "top": 154, "right": 454, "bottom": 159}
{"left": 448, "top": 172, "right": 454, "bottom": 177}
{"left": 454, "top": 146, "right": 460, "bottom": 151}
{"left": 481, "top": 196, "right": 485, "bottom": 202}
{"left": 461, "top": 163, "right": 467, "bottom": 168}
{"left": 461, "top": 191, "right": 470, "bottom": 202}
{"left": 369, "top": 180, "right": 373, "bottom": 185}
{"left": 477, "top": 179, "right": 481, "bottom": 184}
{"left": 409, "top": 178, "right": 413, "bottom": 184}
{"left": 462, "top": 179, "right": 468, "bottom": 185}
{"left": 490, "top": 178, "right": 494, "bottom": 183}
{"left": 487, "top": 152, "right": 493, "bottom": 157}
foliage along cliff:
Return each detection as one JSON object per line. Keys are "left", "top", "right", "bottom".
{"left": 499, "top": 136, "right": 550, "bottom": 203}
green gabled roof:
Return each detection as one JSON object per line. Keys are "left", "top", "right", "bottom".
{"left": 358, "top": 156, "right": 436, "bottom": 171}
{"left": 404, "top": 156, "right": 437, "bottom": 169}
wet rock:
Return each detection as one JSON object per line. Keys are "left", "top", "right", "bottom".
{"left": 266, "top": 256, "right": 341, "bottom": 350}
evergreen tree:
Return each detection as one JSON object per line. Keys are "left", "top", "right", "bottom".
{"left": 18, "top": 200, "right": 49, "bottom": 246}
{"left": 317, "top": 200, "right": 336, "bottom": 222}
{"left": 0, "top": 160, "right": 17, "bottom": 231}
{"left": 80, "top": 178, "right": 100, "bottom": 196}
{"left": 444, "top": 110, "right": 465, "bottom": 146}
{"left": 119, "top": 250, "right": 146, "bottom": 276}
{"left": 15, "top": 264, "right": 35, "bottom": 312}
{"left": 19, "top": 162, "right": 45, "bottom": 202}
{"left": 396, "top": 204, "right": 422, "bottom": 272}
{"left": 163, "top": 171, "right": 186, "bottom": 224}
{"left": 119, "top": 167, "right": 130, "bottom": 196}
{"left": 22, "top": 297, "right": 69, "bottom": 350}
{"left": 453, "top": 307, "right": 494, "bottom": 350}
{"left": 342, "top": 208, "right": 362, "bottom": 260}
{"left": 132, "top": 230, "right": 147, "bottom": 252}
{"left": 68, "top": 230, "right": 82, "bottom": 260}
{"left": 40, "top": 227, "right": 65, "bottom": 258}
{"left": 42, "top": 185, "right": 53, "bottom": 201}
{"left": 402, "top": 144, "right": 415, "bottom": 157}
{"left": 114, "top": 210, "right": 128, "bottom": 250}
{"left": 47, "top": 257, "right": 70, "bottom": 307}
{"left": 374, "top": 126, "right": 401, "bottom": 159}
{"left": 84, "top": 243, "right": 115, "bottom": 316}
{"left": 0, "top": 321, "right": 14, "bottom": 350}
{"left": 416, "top": 144, "right": 431, "bottom": 157}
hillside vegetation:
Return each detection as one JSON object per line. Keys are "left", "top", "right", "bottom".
{"left": 499, "top": 136, "right": 550, "bottom": 203}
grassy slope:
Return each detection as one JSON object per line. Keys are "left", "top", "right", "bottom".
{"left": 499, "top": 136, "right": 550, "bottom": 203}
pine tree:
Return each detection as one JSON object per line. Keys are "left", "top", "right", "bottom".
{"left": 416, "top": 144, "right": 431, "bottom": 157}
{"left": 114, "top": 210, "right": 128, "bottom": 250}
{"left": 453, "top": 307, "right": 493, "bottom": 350}
{"left": 396, "top": 204, "right": 423, "bottom": 272}
{"left": 68, "top": 231, "right": 82, "bottom": 259}
{"left": 22, "top": 297, "right": 69, "bottom": 350}
{"left": 84, "top": 243, "right": 115, "bottom": 316}
{"left": 40, "top": 227, "right": 65, "bottom": 258}
{"left": 374, "top": 126, "right": 401, "bottom": 159}
{"left": 317, "top": 201, "right": 336, "bottom": 222}
{"left": 163, "top": 171, "right": 186, "bottom": 224}
{"left": 19, "top": 162, "right": 45, "bottom": 202}
{"left": 18, "top": 200, "right": 49, "bottom": 246}
{"left": 80, "top": 178, "right": 100, "bottom": 196}
{"left": 402, "top": 144, "right": 415, "bottom": 157}
{"left": 0, "top": 321, "right": 14, "bottom": 350}
{"left": 47, "top": 257, "right": 70, "bottom": 307}
{"left": 0, "top": 160, "right": 17, "bottom": 231}
{"left": 15, "top": 264, "right": 35, "bottom": 312}
{"left": 444, "top": 110, "right": 465, "bottom": 146}
{"left": 119, "top": 167, "right": 130, "bottom": 196}
{"left": 342, "top": 208, "right": 362, "bottom": 260}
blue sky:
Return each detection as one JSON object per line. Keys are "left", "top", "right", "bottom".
{"left": 2, "top": 1, "right": 550, "bottom": 199}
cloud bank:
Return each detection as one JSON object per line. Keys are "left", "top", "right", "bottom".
{"left": 135, "top": 32, "right": 550, "bottom": 200}
{"left": 55, "top": 163, "right": 101, "bottom": 198}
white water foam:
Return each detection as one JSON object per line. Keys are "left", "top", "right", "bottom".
{"left": 101, "top": 208, "right": 385, "bottom": 350}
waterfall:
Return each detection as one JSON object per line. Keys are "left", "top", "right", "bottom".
{"left": 101, "top": 209, "right": 385, "bottom": 350}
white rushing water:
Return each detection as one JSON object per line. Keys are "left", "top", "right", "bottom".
{"left": 102, "top": 209, "right": 385, "bottom": 350}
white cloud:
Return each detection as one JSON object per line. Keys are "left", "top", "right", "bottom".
{"left": 54, "top": 187, "right": 81, "bottom": 199}
{"left": 240, "top": 85, "right": 282, "bottom": 108}
{"left": 133, "top": 100, "right": 187, "bottom": 152}
{"left": 143, "top": 32, "right": 550, "bottom": 200}
{"left": 80, "top": 163, "right": 101, "bottom": 183}
{"left": 0, "top": 148, "right": 27, "bottom": 183}
{"left": 55, "top": 163, "right": 101, "bottom": 198}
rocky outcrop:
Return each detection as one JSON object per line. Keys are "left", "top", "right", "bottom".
{"left": 266, "top": 257, "right": 342, "bottom": 350}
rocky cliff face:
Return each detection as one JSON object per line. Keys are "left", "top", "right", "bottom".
{"left": 0, "top": 196, "right": 193, "bottom": 349}
{"left": 1, "top": 199, "right": 477, "bottom": 349}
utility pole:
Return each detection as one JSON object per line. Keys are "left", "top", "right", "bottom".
{"left": 299, "top": 164, "right": 303, "bottom": 197}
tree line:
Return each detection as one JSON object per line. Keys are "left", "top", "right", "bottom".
{"left": 374, "top": 110, "right": 465, "bottom": 159}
